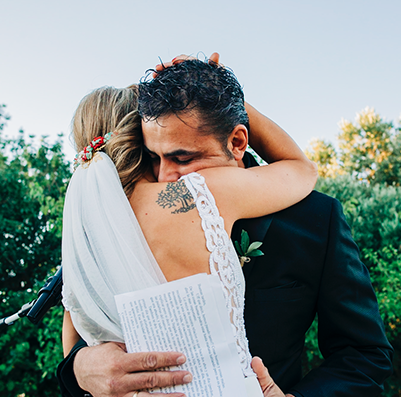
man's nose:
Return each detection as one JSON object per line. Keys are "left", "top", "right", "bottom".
{"left": 157, "top": 160, "right": 181, "bottom": 183}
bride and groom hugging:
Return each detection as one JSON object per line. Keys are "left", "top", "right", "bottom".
{"left": 59, "top": 54, "right": 393, "bottom": 397}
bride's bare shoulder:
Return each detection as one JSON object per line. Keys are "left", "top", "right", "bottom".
{"left": 130, "top": 177, "right": 197, "bottom": 217}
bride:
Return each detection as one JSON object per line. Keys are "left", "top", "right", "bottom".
{"left": 61, "top": 55, "right": 317, "bottom": 397}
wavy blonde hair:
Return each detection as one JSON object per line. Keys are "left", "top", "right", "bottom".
{"left": 72, "top": 85, "right": 148, "bottom": 197}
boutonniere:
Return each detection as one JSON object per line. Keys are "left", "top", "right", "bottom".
{"left": 234, "top": 230, "right": 264, "bottom": 267}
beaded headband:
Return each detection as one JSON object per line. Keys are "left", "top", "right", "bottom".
{"left": 73, "top": 131, "right": 116, "bottom": 170}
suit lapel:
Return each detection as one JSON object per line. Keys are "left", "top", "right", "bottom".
{"left": 233, "top": 151, "right": 274, "bottom": 277}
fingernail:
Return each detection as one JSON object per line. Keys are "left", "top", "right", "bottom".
{"left": 183, "top": 374, "right": 193, "bottom": 384}
{"left": 176, "top": 355, "right": 186, "bottom": 365}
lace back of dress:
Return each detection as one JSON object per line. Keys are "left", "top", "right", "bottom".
{"left": 181, "top": 172, "right": 254, "bottom": 378}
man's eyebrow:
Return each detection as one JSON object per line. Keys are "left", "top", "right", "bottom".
{"left": 143, "top": 146, "right": 200, "bottom": 158}
{"left": 164, "top": 149, "right": 201, "bottom": 158}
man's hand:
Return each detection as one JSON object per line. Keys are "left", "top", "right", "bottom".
{"left": 251, "top": 357, "right": 295, "bottom": 397}
{"left": 74, "top": 342, "right": 192, "bottom": 397}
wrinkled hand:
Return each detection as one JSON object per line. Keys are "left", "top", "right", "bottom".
{"left": 152, "top": 52, "right": 220, "bottom": 77}
{"left": 252, "top": 357, "right": 295, "bottom": 397}
{"left": 74, "top": 342, "right": 192, "bottom": 397}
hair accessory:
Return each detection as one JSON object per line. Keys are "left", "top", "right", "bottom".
{"left": 74, "top": 131, "right": 116, "bottom": 170}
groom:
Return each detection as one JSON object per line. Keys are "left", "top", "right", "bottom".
{"left": 58, "top": 56, "right": 393, "bottom": 396}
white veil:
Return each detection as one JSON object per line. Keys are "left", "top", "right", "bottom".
{"left": 62, "top": 152, "right": 166, "bottom": 346}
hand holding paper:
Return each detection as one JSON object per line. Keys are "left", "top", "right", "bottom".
{"left": 115, "top": 274, "right": 254, "bottom": 396}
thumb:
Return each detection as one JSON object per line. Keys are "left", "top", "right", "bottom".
{"left": 251, "top": 357, "right": 275, "bottom": 392}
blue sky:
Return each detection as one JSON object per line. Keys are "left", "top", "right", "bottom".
{"left": 1, "top": 0, "right": 400, "bottom": 161}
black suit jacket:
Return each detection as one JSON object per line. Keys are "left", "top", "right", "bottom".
{"left": 58, "top": 153, "right": 393, "bottom": 396}
{"left": 231, "top": 153, "right": 393, "bottom": 395}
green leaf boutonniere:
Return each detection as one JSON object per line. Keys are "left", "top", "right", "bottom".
{"left": 234, "top": 230, "right": 264, "bottom": 267}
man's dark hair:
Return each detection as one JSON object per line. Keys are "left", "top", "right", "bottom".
{"left": 138, "top": 59, "right": 249, "bottom": 156}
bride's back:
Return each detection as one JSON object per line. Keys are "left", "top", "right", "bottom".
{"left": 130, "top": 176, "right": 220, "bottom": 282}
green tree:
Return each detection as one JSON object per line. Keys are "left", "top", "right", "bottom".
{"left": 0, "top": 104, "right": 10, "bottom": 132}
{"left": 303, "top": 108, "right": 401, "bottom": 395}
{"left": 372, "top": 132, "right": 401, "bottom": 186}
{"left": 303, "top": 175, "right": 401, "bottom": 396}
{"left": 305, "top": 138, "right": 343, "bottom": 178}
{"left": 338, "top": 107, "right": 398, "bottom": 184}
{"left": 306, "top": 108, "right": 401, "bottom": 186}
{"left": 0, "top": 107, "right": 71, "bottom": 396}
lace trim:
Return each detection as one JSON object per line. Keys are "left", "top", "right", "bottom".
{"left": 180, "top": 172, "right": 254, "bottom": 378}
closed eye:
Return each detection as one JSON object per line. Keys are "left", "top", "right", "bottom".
{"left": 173, "top": 157, "right": 194, "bottom": 165}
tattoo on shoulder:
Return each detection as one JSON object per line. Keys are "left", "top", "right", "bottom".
{"left": 156, "top": 179, "right": 196, "bottom": 214}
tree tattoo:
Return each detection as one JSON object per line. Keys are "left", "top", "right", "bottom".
{"left": 156, "top": 180, "right": 196, "bottom": 214}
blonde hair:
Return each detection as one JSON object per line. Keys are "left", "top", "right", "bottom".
{"left": 72, "top": 85, "right": 148, "bottom": 197}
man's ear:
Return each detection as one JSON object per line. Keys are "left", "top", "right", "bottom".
{"left": 227, "top": 124, "right": 248, "bottom": 162}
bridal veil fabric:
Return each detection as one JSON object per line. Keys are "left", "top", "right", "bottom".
{"left": 62, "top": 153, "right": 166, "bottom": 346}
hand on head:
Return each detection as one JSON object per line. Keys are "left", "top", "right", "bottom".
{"left": 152, "top": 52, "right": 220, "bottom": 78}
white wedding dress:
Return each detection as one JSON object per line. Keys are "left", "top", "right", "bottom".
{"left": 62, "top": 152, "right": 262, "bottom": 396}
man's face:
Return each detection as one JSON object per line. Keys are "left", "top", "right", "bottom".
{"left": 142, "top": 112, "right": 238, "bottom": 182}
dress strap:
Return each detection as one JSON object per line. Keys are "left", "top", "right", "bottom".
{"left": 180, "top": 172, "right": 254, "bottom": 378}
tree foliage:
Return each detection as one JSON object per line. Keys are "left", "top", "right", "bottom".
{"left": 307, "top": 107, "right": 401, "bottom": 185}
{"left": 304, "top": 109, "right": 401, "bottom": 395}
{"left": 0, "top": 106, "right": 71, "bottom": 396}
{"left": 303, "top": 176, "right": 401, "bottom": 396}
{"left": 304, "top": 138, "right": 343, "bottom": 178}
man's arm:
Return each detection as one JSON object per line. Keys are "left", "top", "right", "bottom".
{"left": 57, "top": 340, "right": 192, "bottom": 397}
{"left": 287, "top": 199, "right": 393, "bottom": 396}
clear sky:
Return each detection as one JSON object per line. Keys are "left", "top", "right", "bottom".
{"left": 1, "top": 0, "right": 400, "bottom": 161}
